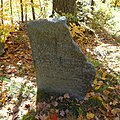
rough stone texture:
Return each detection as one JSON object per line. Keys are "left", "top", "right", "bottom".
{"left": 27, "top": 17, "right": 96, "bottom": 100}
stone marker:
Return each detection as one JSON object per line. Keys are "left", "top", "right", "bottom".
{"left": 27, "top": 17, "right": 96, "bottom": 100}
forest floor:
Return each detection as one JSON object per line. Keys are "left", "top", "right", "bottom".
{"left": 0, "top": 24, "right": 120, "bottom": 120}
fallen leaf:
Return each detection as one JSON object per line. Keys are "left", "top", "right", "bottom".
{"left": 94, "top": 96, "right": 103, "bottom": 102}
{"left": 108, "top": 87, "right": 115, "bottom": 90}
{"left": 86, "top": 112, "right": 95, "bottom": 119}
{"left": 40, "top": 114, "right": 49, "bottom": 120}
{"left": 50, "top": 113, "right": 58, "bottom": 120}
{"left": 60, "top": 110, "right": 65, "bottom": 117}
{"left": 0, "top": 93, "right": 7, "bottom": 104}
{"left": 0, "top": 97, "right": 6, "bottom": 104}
{"left": 78, "top": 113, "right": 83, "bottom": 120}
{"left": 93, "top": 79, "right": 97, "bottom": 85}
{"left": 112, "top": 100, "right": 118, "bottom": 106}
{"left": 114, "top": 117, "right": 120, "bottom": 120}
{"left": 35, "top": 114, "right": 40, "bottom": 120}
{"left": 98, "top": 108, "right": 105, "bottom": 114}
{"left": 64, "top": 93, "right": 70, "bottom": 99}
{"left": 111, "top": 108, "right": 120, "bottom": 115}
{"left": 95, "top": 85, "right": 101, "bottom": 90}
{"left": 103, "top": 90, "right": 110, "bottom": 95}
{"left": 102, "top": 72, "right": 107, "bottom": 80}
{"left": 52, "top": 101, "right": 58, "bottom": 107}
{"left": 102, "top": 102, "right": 111, "bottom": 111}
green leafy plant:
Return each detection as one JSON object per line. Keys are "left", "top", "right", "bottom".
{"left": 0, "top": 77, "right": 11, "bottom": 82}
{"left": 22, "top": 113, "right": 35, "bottom": 120}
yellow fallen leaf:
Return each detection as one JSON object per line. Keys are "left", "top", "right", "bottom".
{"left": 97, "top": 96, "right": 103, "bottom": 102}
{"left": 102, "top": 72, "right": 107, "bottom": 80}
{"left": 108, "top": 87, "right": 115, "bottom": 90}
{"left": 0, "top": 93, "right": 7, "bottom": 104}
{"left": 93, "top": 79, "right": 97, "bottom": 85}
{"left": 94, "top": 96, "right": 103, "bottom": 102}
{"left": 97, "top": 81, "right": 104, "bottom": 86}
{"left": 0, "top": 98, "right": 6, "bottom": 104}
{"left": 95, "top": 86, "right": 101, "bottom": 90}
{"left": 86, "top": 112, "right": 94, "bottom": 119}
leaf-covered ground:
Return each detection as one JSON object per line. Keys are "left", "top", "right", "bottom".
{"left": 0, "top": 24, "right": 120, "bottom": 120}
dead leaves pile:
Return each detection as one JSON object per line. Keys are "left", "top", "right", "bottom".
{"left": 0, "top": 30, "right": 35, "bottom": 78}
{"left": 0, "top": 30, "right": 36, "bottom": 119}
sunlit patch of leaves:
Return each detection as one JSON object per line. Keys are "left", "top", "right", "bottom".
{"left": 0, "top": 75, "right": 37, "bottom": 119}
{"left": 0, "top": 24, "right": 16, "bottom": 42}
{"left": 69, "top": 23, "right": 97, "bottom": 54}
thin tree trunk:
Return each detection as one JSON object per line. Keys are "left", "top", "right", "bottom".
{"left": 0, "top": 0, "right": 4, "bottom": 24}
{"left": 20, "top": 0, "right": 24, "bottom": 22}
{"left": 0, "top": 0, "right": 4, "bottom": 53}
{"left": 10, "top": 0, "right": 13, "bottom": 24}
{"left": 91, "top": 0, "right": 94, "bottom": 12}
{"left": 31, "top": 0, "right": 35, "bottom": 20}
{"left": 25, "top": 3, "right": 27, "bottom": 22}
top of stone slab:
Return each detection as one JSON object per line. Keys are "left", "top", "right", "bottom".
{"left": 28, "top": 16, "right": 68, "bottom": 29}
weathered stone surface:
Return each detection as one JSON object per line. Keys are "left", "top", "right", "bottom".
{"left": 27, "top": 17, "right": 96, "bottom": 100}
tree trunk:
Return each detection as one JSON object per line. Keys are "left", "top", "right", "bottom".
{"left": 31, "top": 0, "right": 35, "bottom": 20}
{"left": 53, "top": 0, "right": 77, "bottom": 16}
{"left": 25, "top": 3, "right": 27, "bottom": 22}
{"left": 10, "top": 0, "right": 13, "bottom": 24}
{"left": 91, "top": 0, "right": 94, "bottom": 12}
{"left": 20, "top": 0, "right": 24, "bottom": 22}
{"left": 0, "top": 0, "right": 4, "bottom": 24}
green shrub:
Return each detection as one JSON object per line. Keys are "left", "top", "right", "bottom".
{"left": 92, "top": 1, "right": 113, "bottom": 26}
